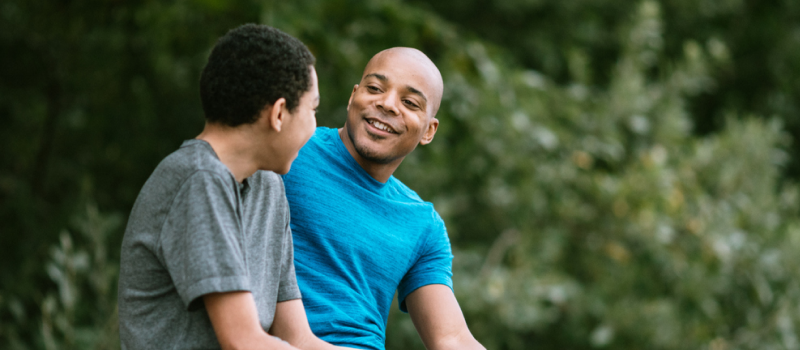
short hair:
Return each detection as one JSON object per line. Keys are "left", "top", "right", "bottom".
{"left": 200, "top": 24, "right": 316, "bottom": 127}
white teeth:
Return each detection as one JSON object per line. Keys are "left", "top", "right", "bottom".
{"left": 369, "top": 120, "right": 394, "bottom": 133}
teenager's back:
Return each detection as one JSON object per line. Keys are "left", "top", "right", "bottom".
{"left": 118, "top": 140, "right": 299, "bottom": 350}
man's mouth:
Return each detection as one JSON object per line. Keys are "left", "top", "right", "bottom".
{"left": 366, "top": 118, "right": 398, "bottom": 134}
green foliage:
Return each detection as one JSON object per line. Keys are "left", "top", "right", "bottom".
{"left": 386, "top": 1, "right": 800, "bottom": 348}
{"left": 2, "top": 203, "right": 121, "bottom": 350}
{"left": 408, "top": 0, "right": 800, "bottom": 177}
{"left": 2, "top": 0, "right": 799, "bottom": 349}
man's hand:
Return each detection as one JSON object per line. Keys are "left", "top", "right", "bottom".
{"left": 270, "top": 299, "right": 358, "bottom": 350}
{"left": 204, "top": 291, "right": 298, "bottom": 350}
{"left": 405, "top": 284, "right": 486, "bottom": 350}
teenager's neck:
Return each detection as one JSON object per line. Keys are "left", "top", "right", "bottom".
{"left": 338, "top": 127, "right": 401, "bottom": 183}
{"left": 197, "top": 123, "right": 260, "bottom": 183}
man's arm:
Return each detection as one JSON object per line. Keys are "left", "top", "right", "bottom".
{"left": 204, "top": 291, "right": 298, "bottom": 350}
{"left": 269, "top": 299, "right": 356, "bottom": 350}
{"left": 405, "top": 284, "right": 486, "bottom": 350}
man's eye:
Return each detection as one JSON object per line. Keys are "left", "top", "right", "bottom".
{"left": 403, "top": 100, "right": 419, "bottom": 108}
{"left": 366, "top": 86, "right": 381, "bottom": 92}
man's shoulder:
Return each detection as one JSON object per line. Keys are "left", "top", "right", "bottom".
{"left": 311, "top": 126, "right": 337, "bottom": 141}
{"left": 386, "top": 177, "right": 446, "bottom": 227}
{"left": 296, "top": 127, "right": 337, "bottom": 158}
{"left": 387, "top": 176, "right": 425, "bottom": 203}
{"left": 287, "top": 127, "right": 342, "bottom": 178}
{"left": 294, "top": 126, "right": 331, "bottom": 150}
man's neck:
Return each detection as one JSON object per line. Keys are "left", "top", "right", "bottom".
{"left": 337, "top": 127, "right": 401, "bottom": 183}
{"left": 196, "top": 123, "right": 260, "bottom": 183}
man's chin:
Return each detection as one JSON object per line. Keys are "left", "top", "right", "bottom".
{"left": 353, "top": 142, "right": 397, "bottom": 165}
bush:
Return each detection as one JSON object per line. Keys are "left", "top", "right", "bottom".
{"left": 2, "top": 1, "right": 798, "bottom": 349}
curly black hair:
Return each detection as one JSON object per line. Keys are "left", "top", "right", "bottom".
{"left": 200, "top": 24, "right": 316, "bottom": 127}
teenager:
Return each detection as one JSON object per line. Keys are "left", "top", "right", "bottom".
{"left": 118, "top": 24, "right": 350, "bottom": 350}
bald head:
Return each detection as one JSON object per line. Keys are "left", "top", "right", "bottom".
{"left": 362, "top": 47, "right": 444, "bottom": 117}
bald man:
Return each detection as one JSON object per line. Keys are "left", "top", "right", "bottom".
{"left": 281, "top": 48, "right": 485, "bottom": 350}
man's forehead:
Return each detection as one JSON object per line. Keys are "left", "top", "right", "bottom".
{"left": 363, "top": 58, "right": 437, "bottom": 90}
{"left": 362, "top": 47, "right": 444, "bottom": 112}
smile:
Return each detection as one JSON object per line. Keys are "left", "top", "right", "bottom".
{"left": 367, "top": 119, "right": 397, "bottom": 134}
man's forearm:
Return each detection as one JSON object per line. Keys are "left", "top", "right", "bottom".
{"left": 406, "top": 285, "right": 485, "bottom": 350}
{"left": 449, "top": 334, "right": 486, "bottom": 350}
{"left": 429, "top": 330, "right": 486, "bottom": 350}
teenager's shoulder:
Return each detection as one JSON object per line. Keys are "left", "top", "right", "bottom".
{"left": 135, "top": 140, "right": 236, "bottom": 207}
{"left": 247, "top": 170, "right": 286, "bottom": 198}
{"left": 158, "top": 140, "right": 230, "bottom": 178}
{"left": 249, "top": 169, "right": 283, "bottom": 185}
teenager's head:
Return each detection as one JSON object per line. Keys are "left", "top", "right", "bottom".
{"left": 343, "top": 47, "right": 443, "bottom": 166}
{"left": 200, "top": 24, "right": 316, "bottom": 127}
{"left": 199, "top": 24, "right": 319, "bottom": 175}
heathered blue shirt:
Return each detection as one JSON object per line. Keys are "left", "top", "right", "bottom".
{"left": 282, "top": 127, "right": 454, "bottom": 350}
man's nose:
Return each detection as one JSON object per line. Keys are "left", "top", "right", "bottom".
{"left": 376, "top": 90, "right": 400, "bottom": 116}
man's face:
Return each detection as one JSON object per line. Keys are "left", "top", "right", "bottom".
{"left": 273, "top": 66, "right": 319, "bottom": 174}
{"left": 345, "top": 52, "right": 440, "bottom": 165}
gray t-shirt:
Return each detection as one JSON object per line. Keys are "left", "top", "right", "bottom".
{"left": 118, "top": 139, "right": 301, "bottom": 350}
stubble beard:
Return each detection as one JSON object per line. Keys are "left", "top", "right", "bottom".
{"left": 346, "top": 117, "right": 401, "bottom": 165}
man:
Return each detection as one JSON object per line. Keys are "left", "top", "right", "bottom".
{"left": 282, "top": 47, "right": 486, "bottom": 350}
{"left": 118, "top": 24, "right": 351, "bottom": 350}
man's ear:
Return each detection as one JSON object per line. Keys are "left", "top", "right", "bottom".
{"left": 260, "top": 98, "right": 287, "bottom": 132}
{"left": 346, "top": 84, "right": 358, "bottom": 112}
{"left": 419, "top": 117, "right": 439, "bottom": 145}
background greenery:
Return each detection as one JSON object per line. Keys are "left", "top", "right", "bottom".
{"left": 2, "top": 0, "right": 800, "bottom": 349}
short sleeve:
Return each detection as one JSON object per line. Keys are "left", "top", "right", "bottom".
{"left": 277, "top": 212, "right": 301, "bottom": 302}
{"left": 396, "top": 211, "right": 454, "bottom": 312}
{"left": 160, "top": 171, "right": 251, "bottom": 311}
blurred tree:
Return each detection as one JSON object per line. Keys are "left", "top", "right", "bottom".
{"left": 387, "top": 1, "right": 800, "bottom": 348}
{"left": 408, "top": 0, "right": 800, "bottom": 178}
{"left": 1, "top": 0, "right": 799, "bottom": 349}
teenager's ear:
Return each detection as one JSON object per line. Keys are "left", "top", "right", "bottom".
{"left": 261, "top": 98, "right": 287, "bottom": 132}
{"left": 419, "top": 117, "right": 439, "bottom": 145}
{"left": 346, "top": 84, "right": 358, "bottom": 112}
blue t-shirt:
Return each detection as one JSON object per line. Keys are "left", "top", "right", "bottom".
{"left": 282, "top": 127, "right": 454, "bottom": 350}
